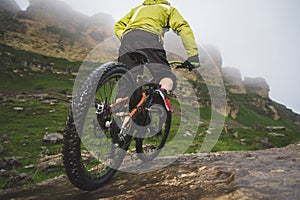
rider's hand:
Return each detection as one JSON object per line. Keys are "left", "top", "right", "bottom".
{"left": 182, "top": 54, "right": 200, "bottom": 71}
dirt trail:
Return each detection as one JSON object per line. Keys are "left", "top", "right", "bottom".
{"left": 1, "top": 143, "right": 299, "bottom": 200}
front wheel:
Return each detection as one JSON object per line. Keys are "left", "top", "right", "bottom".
{"left": 62, "top": 62, "right": 134, "bottom": 191}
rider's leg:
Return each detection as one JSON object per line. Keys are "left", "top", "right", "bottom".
{"left": 153, "top": 77, "right": 173, "bottom": 111}
{"left": 147, "top": 63, "right": 176, "bottom": 111}
{"left": 159, "top": 77, "right": 173, "bottom": 93}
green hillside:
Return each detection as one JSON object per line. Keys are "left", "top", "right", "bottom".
{"left": 0, "top": 44, "right": 300, "bottom": 189}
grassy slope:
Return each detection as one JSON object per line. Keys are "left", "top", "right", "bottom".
{"left": 211, "top": 96, "right": 300, "bottom": 152}
{"left": 0, "top": 98, "right": 68, "bottom": 188}
{"left": 0, "top": 44, "right": 79, "bottom": 91}
{"left": 0, "top": 44, "right": 77, "bottom": 189}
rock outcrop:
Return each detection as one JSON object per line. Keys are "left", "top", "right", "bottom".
{"left": 244, "top": 77, "right": 270, "bottom": 98}
{"left": 221, "top": 66, "right": 270, "bottom": 98}
{"left": 222, "top": 67, "right": 246, "bottom": 94}
{"left": 199, "top": 44, "right": 222, "bottom": 72}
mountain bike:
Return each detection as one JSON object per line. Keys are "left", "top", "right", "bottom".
{"left": 62, "top": 52, "right": 193, "bottom": 191}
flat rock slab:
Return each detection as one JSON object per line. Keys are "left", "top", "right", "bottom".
{"left": 1, "top": 143, "right": 299, "bottom": 200}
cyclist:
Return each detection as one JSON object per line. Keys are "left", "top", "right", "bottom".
{"left": 114, "top": 0, "right": 200, "bottom": 111}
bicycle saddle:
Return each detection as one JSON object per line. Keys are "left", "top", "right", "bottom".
{"left": 130, "top": 50, "right": 149, "bottom": 64}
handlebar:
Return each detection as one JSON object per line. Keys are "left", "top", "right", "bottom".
{"left": 168, "top": 60, "right": 195, "bottom": 71}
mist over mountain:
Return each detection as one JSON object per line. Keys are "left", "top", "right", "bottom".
{"left": 24, "top": 0, "right": 87, "bottom": 29}
{"left": 0, "top": 0, "right": 116, "bottom": 61}
{"left": 0, "top": 0, "right": 21, "bottom": 13}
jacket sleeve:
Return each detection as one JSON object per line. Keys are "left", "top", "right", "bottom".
{"left": 169, "top": 8, "right": 199, "bottom": 57}
{"left": 114, "top": 11, "right": 132, "bottom": 40}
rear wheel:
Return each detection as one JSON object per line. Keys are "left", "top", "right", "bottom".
{"left": 63, "top": 62, "right": 134, "bottom": 191}
{"left": 135, "top": 102, "right": 172, "bottom": 162}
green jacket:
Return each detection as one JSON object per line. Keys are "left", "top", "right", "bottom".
{"left": 114, "top": 0, "right": 198, "bottom": 57}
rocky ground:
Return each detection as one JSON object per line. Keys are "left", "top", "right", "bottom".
{"left": 0, "top": 142, "right": 299, "bottom": 200}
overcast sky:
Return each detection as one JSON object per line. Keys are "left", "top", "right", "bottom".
{"left": 16, "top": 0, "right": 300, "bottom": 114}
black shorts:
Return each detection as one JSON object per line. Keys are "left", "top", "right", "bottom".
{"left": 118, "top": 30, "right": 177, "bottom": 89}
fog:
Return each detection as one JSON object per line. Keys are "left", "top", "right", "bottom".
{"left": 15, "top": 0, "right": 300, "bottom": 114}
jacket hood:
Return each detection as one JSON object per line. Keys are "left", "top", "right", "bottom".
{"left": 143, "top": 0, "right": 170, "bottom": 5}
